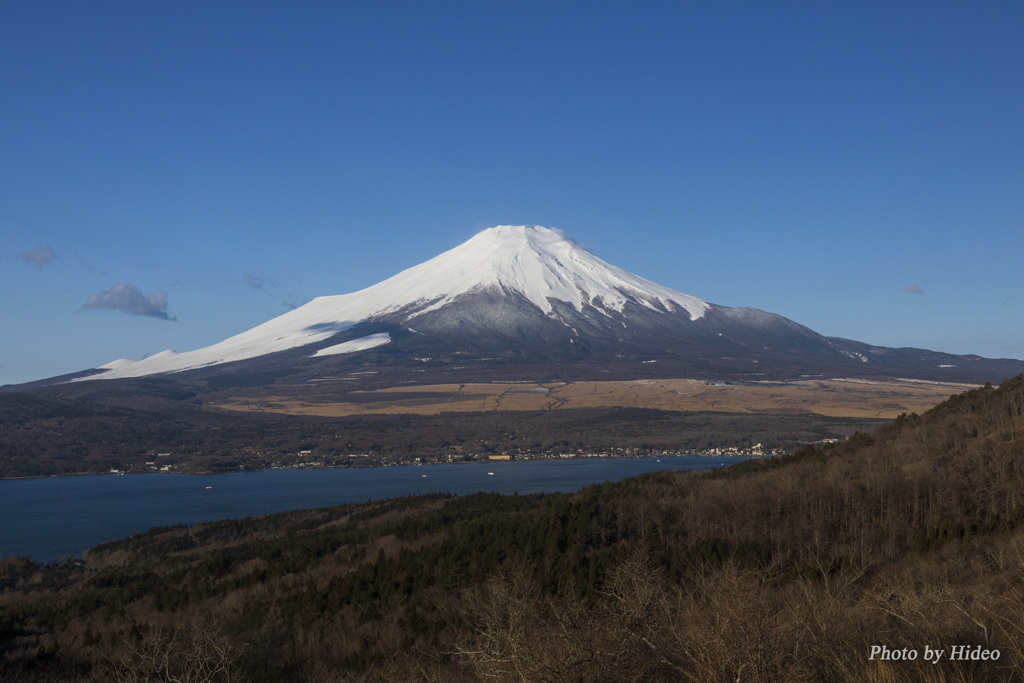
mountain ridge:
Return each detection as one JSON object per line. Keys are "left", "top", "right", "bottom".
{"left": 83, "top": 225, "right": 714, "bottom": 380}
{"left": 10, "top": 224, "right": 1024, "bottom": 389}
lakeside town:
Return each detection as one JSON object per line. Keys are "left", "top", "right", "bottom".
{"left": 110, "top": 440, "right": 842, "bottom": 476}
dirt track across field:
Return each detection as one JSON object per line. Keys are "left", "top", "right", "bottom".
{"left": 212, "top": 377, "right": 977, "bottom": 419}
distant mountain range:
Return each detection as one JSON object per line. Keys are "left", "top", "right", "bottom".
{"left": 11, "top": 226, "right": 1024, "bottom": 397}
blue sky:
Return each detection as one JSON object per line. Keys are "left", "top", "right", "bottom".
{"left": 2, "top": 1, "right": 1022, "bottom": 386}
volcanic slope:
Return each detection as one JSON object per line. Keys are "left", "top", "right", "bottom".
{"left": 22, "top": 225, "right": 1024, "bottom": 392}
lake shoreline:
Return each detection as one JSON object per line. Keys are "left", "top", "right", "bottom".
{"left": 0, "top": 449, "right": 766, "bottom": 481}
{"left": 1, "top": 456, "right": 748, "bottom": 563}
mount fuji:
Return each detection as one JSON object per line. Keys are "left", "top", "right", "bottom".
{"left": 24, "top": 225, "right": 1024, "bottom": 391}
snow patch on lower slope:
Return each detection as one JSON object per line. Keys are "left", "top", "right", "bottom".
{"left": 76, "top": 303, "right": 362, "bottom": 380}
{"left": 313, "top": 333, "right": 391, "bottom": 357}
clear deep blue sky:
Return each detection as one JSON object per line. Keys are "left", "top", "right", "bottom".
{"left": 2, "top": 1, "right": 1022, "bottom": 386}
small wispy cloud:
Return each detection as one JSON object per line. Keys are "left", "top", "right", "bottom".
{"left": 243, "top": 271, "right": 278, "bottom": 292}
{"left": 904, "top": 283, "right": 925, "bottom": 294}
{"left": 244, "top": 269, "right": 307, "bottom": 310}
{"left": 68, "top": 249, "right": 109, "bottom": 277}
{"left": 82, "top": 283, "right": 175, "bottom": 320}
{"left": 19, "top": 245, "right": 58, "bottom": 270}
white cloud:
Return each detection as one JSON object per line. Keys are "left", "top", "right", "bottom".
{"left": 19, "top": 245, "right": 57, "bottom": 270}
{"left": 243, "top": 271, "right": 279, "bottom": 292}
{"left": 82, "top": 283, "right": 175, "bottom": 320}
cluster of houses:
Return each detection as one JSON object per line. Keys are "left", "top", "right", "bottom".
{"left": 111, "top": 438, "right": 850, "bottom": 475}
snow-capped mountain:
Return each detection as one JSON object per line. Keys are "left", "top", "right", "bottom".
{"left": 65, "top": 225, "right": 1024, "bottom": 385}
{"left": 86, "top": 226, "right": 711, "bottom": 379}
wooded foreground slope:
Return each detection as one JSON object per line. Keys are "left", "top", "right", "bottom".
{"left": 3, "top": 377, "right": 1024, "bottom": 681}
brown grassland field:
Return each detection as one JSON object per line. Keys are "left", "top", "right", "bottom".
{"left": 212, "top": 377, "right": 973, "bottom": 420}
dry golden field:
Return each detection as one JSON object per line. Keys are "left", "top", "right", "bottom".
{"left": 212, "top": 377, "right": 977, "bottom": 419}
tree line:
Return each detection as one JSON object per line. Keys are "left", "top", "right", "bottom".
{"left": 0, "top": 392, "right": 880, "bottom": 477}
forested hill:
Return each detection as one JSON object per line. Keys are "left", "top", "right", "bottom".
{"left": 3, "top": 377, "right": 1024, "bottom": 681}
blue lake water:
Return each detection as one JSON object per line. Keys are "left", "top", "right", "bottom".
{"left": 0, "top": 456, "right": 741, "bottom": 563}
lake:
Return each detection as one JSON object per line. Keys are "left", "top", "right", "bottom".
{"left": 0, "top": 456, "right": 742, "bottom": 563}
